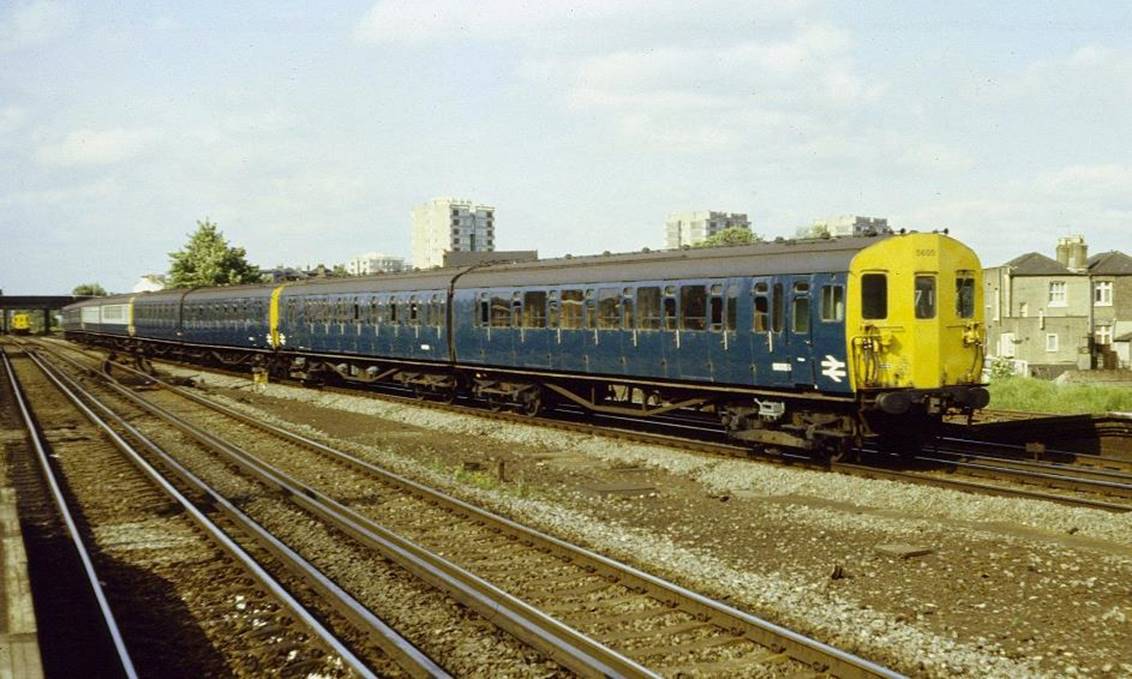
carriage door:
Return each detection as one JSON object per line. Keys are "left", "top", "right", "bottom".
{"left": 789, "top": 278, "right": 816, "bottom": 386}
{"left": 751, "top": 277, "right": 790, "bottom": 387}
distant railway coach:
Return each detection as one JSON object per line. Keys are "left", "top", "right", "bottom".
{"left": 10, "top": 312, "right": 31, "bottom": 335}
{"left": 62, "top": 231, "right": 989, "bottom": 458}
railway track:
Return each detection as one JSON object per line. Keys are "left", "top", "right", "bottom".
{"left": 1, "top": 345, "right": 404, "bottom": 677}
{"left": 26, "top": 338, "right": 900, "bottom": 678}
{"left": 34, "top": 336, "right": 1132, "bottom": 515}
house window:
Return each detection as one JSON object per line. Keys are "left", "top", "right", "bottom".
{"left": 1045, "top": 333, "right": 1059, "bottom": 352}
{"left": 1095, "top": 281, "right": 1113, "bottom": 306}
{"left": 1000, "top": 332, "right": 1015, "bottom": 358}
{"left": 1048, "top": 281, "right": 1067, "bottom": 306}
{"left": 1096, "top": 324, "right": 1113, "bottom": 345}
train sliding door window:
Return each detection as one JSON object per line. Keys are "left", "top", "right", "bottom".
{"left": 663, "top": 286, "right": 677, "bottom": 330}
{"left": 861, "top": 274, "right": 887, "bottom": 319}
{"left": 522, "top": 291, "right": 546, "bottom": 328}
{"left": 753, "top": 282, "right": 769, "bottom": 331}
{"left": 914, "top": 275, "right": 936, "bottom": 319}
{"left": 680, "top": 285, "right": 706, "bottom": 330}
{"left": 709, "top": 284, "right": 724, "bottom": 331}
{"left": 511, "top": 292, "right": 522, "bottom": 327}
{"left": 597, "top": 288, "right": 620, "bottom": 329}
{"left": 477, "top": 293, "right": 489, "bottom": 326}
{"left": 636, "top": 287, "right": 661, "bottom": 329}
{"left": 560, "top": 290, "right": 583, "bottom": 328}
{"left": 622, "top": 288, "right": 634, "bottom": 328}
{"left": 547, "top": 290, "right": 560, "bottom": 328}
{"left": 791, "top": 282, "right": 811, "bottom": 334}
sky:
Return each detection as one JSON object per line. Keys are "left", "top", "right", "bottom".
{"left": 3, "top": 0, "right": 1132, "bottom": 294}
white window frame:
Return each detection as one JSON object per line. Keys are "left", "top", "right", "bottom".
{"left": 1094, "top": 280, "right": 1113, "bottom": 306}
{"left": 1045, "top": 333, "right": 1059, "bottom": 353}
{"left": 1096, "top": 324, "right": 1113, "bottom": 345}
{"left": 1048, "top": 281, "right": 1067, "bottom": 307}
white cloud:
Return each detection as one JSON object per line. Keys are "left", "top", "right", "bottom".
{"left": 1036, "top": 164, "right": 1132, "bottom": 205}
{"left": 35, "top": 128, "right": 159, "bottom": 167}
{"left": 0, "top": 106, "right": 27, "bottom": 135}
{"left": 0, "top": 1, "right": 76, "bottom": 52}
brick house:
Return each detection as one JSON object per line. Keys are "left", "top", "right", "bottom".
{"left": 984, "top": 236, "right": 1132, "bottom": 377}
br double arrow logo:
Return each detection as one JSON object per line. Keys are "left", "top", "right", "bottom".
{"left": 821, "top": 354, "right": 847, "bottom": 383}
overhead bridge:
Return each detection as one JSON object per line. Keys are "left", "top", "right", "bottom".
{"left": 0, "top": 296, "right": 92, "bottom": 334}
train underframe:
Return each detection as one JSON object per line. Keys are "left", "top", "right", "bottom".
{"left": 67, "top": 331, "right": 982, "bottom": 461}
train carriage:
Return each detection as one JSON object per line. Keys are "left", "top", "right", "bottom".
{"left": 62, "top": 230, "right": 989, "bottom": 457}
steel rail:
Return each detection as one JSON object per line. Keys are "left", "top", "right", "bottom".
{"left": 35, "top": 345, "right": 659, "bottom": 679}
{"left": 913, "top": 452, "right": 1132, "bottom": 498}
{"left": 19, "top": 348, "right": 390, "bottom": 679}
{"left": 1, "top": 346, "right": 140, "bottom": 678}
{"left": 46, "top": 343, "right": 901, "bottom": 679}
{"left": 36, "top": 337, "right": 1132, "bottom": 515}
{"left": 926, "top": 446, "right": 1132, "bottom": 483}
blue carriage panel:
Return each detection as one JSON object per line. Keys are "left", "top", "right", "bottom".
{"left": 707, "top": 279, "right": 751, "bottom": 386}
{"left": 450, "top": 290, "right": 482, "bottom": 365}
{"left": 514, "top": 288, "right": 551, "bottom": 369}
{"left": 625, "top": 283, "right": 670, "bottom": 380}
{"left": 811, "top": 273, "right": 851, "bottom": 393}
{"left": 548, "top": 287, "right": 591, "bottom": 374}
{"left": 748, "top": 276, "right": 792, "bottom": 388}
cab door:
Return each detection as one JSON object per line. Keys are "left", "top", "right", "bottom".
{"left": 750, "top": 277, "right": 790, "bottom": 387}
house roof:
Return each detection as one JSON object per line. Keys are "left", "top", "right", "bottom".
{"left": 1003, "top": 252, "right": 1073, "bottom": 276}
{"left": 1088, "top": 250, "right": 1132, "bottom": 276}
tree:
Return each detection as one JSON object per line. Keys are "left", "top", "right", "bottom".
{"left": 694, "top": 227, "right": 760, "bottom": 248}
{"left": 167, "top": 219, "right": 261, "bottom": 288}
{"left": 72, "top": 282, "right": 108, "bottom": 296}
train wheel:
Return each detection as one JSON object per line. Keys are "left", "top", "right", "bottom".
{"left": 519, "top": 388, "right": 543, "bottom": 417}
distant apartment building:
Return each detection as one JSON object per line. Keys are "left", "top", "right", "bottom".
{"left": 806, "top": 215, "right": 890, "bottom": 238}
{"left": 984, "top": 235, "right": 1132, "bottom": 376}
{"left": 664, "top": 211, "right": 750, "bottom": 249}
{"left": 345, "top": 251, "right": 405, "bottom": 276}
{"left": 411, "top": 197, "right": 494, "bottom": 269}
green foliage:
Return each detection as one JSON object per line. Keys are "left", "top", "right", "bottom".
{"left": 987, "top": 356, "right": 1017, "bottom": 381}
{"left": 988, "top": 377, "right": 1132, "bottom": 414}
{"left": 167, "top": 219, "right": 260, "bottom": 288}
{"left": 694, "top": 226, "right": 759, "bottom": 248}
{"left": 72, "top": 282, "right": 107, "bottom": 296}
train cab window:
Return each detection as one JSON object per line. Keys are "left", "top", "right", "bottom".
{"left": 772, "top": 283, "right": 784, "bottom": 332}
{"left": 561, "top": 289, "right": 583, "bottom": 329}
{"left": 792, "top": 296, "right": 811, "bottom": 334}
{"left": 861, "top": 274, "right": 887, "bottom": 320}
{"left": 820, "top": 285, "right": 845, "bottom": 321}
{"left": 598, "top": 288, "right": 620, "bottom": 329}
{"left": 680, "top": 285, "right": 706, "bottom": 331}
{"left": 956, "top": 274, "right": 976, "bottom": 318}
{"left": 636, "top": 287, "right": 660, "bottom": 329}
{"left": 523, "top": 291, "right": 547, "bottom": 328}
{"left": 914, "top": 275, "right": 936, "bottom": 319}
{"left": 491, "top": 295, "right": 510, "bottom": 328}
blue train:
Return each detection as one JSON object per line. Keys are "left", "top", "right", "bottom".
{"left": 63, "top": 231, "right": 989, "bottom": 457}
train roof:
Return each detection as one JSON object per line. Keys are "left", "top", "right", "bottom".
{"left": 457, "top": 234, "right": 892, "bottom": 288}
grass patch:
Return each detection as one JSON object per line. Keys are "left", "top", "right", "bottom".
{"left": 988, "top": 376, "right": 1132, "bottom": 414}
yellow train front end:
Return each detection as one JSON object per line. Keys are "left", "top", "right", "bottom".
{"left": 11, "top": 313, "right": 31, "bottom": 335}
{"left": 846, "top": 232, "right": 989, "bottom": 444}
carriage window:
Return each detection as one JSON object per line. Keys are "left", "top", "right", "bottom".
{"left": 956, "top": 274, "right": 975, "bottom": 318}
{"left": 772, "top": 283, "right": 784, "bottom": 332}
{"left": 561, "top": 289, "right": 584, "bottom": 329}
{"left": 914, "top": 275, "right": 936, "bottom": 319}
{"left": 548, "top": 300, "right": 560, "bottom": 328}
{"left": 511, "top": 294, "right": 522, "bottom": 327}
{"left": 861, "top": 274, "right": 887, "bottom": 320}
{"left": 821, "top": 285, "right": 845, "bottom": 321}
{"left": 478, "top": 294, "right": 489, "bottom": 326}
{"left": 519, "top": 291, "right": 545, "bottom": 328}
{"left": 390, "top": 299, "right": 399, "bottom": 324}
{"left": 680, "top": 285, "right": 706, "bottom": 331}
{"left": 726, "top": 285, "right": 738, "bottom": 331}
{"left": 584, "top": 289, "right": 597, "bottom": 328}
{"left": 433, "top": 296, "right": 445, "bottom": 327}
{"left": 793, "top": 296, "right": 810, "bottom": 334}
{"left": 410, "top": 296, "right": 421, "bottom": 325}
{"left": 598, "top": 288, "right": 620, "bottom": 329}
{"left": 754, "top": 294, "right": 769, "bottom": 332}
{"left": 663, "top": 296, "right": 677, "bottom": 330}
{"left": 353, "top": 299, "right": 360, "bottom": 321}
{"left": 709, "top": 290, "right": 724, "bottom": 331}
{"left": 491, "top": 295, "right": 510, "bottom": 327}
{"left": 636, "top": 287, "right": 661, "bottom": 329}
{"left": 622, "top": 295, "right": 634, "bottom": 328}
